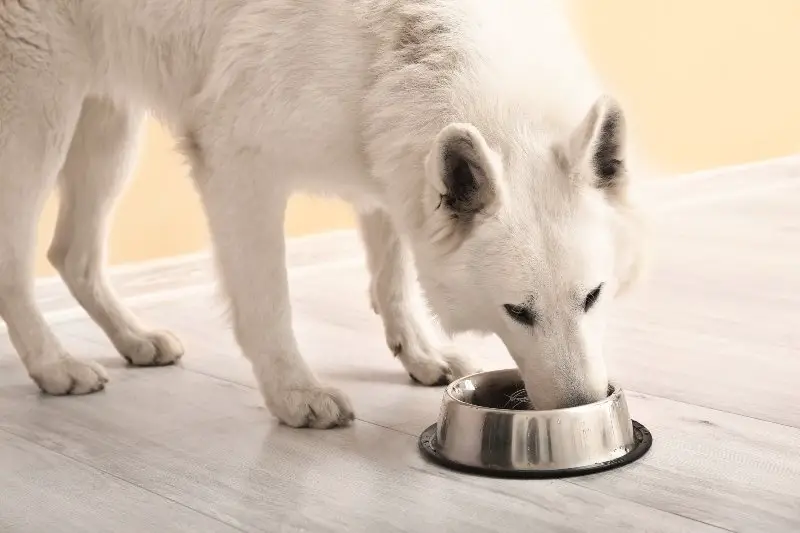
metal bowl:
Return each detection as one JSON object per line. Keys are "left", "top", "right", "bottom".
{"left": 419, "top": 369, "right": 652, "bottom": 478}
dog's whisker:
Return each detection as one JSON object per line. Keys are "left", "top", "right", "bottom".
{"left": 502, "top": 387, "right": 533, "bottom": 410}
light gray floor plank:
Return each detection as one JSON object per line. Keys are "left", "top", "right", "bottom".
{"left": 607, "top": 188, "right": 800, "bottom": 428}
{"left": 2, "top": 164, "right": 799, "bottom": 531}
{"left": 19, "top": 292, "right": 800, "bottom": 532}
{"left": 574, "top": 391, "right": 800, "bottom": 531}
{"left": 0, "top": 360, "right": 721, "bottom": 533}
{"left": 171, "top": 305, "right": 800, "bottom": 531}
{"left": 0, "top": 430, "right": 239, "bottom": 533}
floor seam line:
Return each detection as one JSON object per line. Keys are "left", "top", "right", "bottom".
{"left": 562, "top": 478, "right": 736, "bottom": 533}
{"left": 175, "top": 365, "right": 416, "bottom": 435}
{"left": 625, "top": 388, "right": 800, "bottom": 432}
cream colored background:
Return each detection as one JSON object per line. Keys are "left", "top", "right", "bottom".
{"left": 34, "top": 0, "right": 800, "bottom": 275}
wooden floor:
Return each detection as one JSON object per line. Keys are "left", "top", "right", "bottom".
{"left": 2, "top": 157, "right": 799, "bottom": 533}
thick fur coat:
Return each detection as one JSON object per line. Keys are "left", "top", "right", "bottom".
{"left": 0, "top": 0, "right": 645, "bottom": 427}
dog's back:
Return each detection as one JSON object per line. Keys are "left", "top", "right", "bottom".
{"left": 3, "top": 0, "right": 599, "bottom": 142}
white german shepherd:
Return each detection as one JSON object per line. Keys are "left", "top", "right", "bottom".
{"left": 0, "top": 0, "right": 645, "bottom": 428}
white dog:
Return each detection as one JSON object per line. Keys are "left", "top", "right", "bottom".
{"left": 0, "top": 0, "right": 645, "bottom": 428}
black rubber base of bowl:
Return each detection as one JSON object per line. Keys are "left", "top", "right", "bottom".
{"left": 418, "top": 420, "right": 652, "bottom": 479}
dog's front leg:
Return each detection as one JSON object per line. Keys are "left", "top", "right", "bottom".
{"left": 193, "top": 160, "right": 354, "bottom": 429}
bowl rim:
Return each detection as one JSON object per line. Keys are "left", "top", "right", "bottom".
{"left": 444, "top": 368, "right": 624, "bottom": 415}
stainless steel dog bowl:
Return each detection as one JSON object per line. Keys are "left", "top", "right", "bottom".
{"left": 419, "top": 369, "right": 652, "bottom": 478}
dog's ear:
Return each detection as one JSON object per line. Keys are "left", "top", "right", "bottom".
{"left": 425, "top": 123, "right": 502, "bottom": 224}
{"left": 564, "top": 96, "right": 627, "bottom": 191}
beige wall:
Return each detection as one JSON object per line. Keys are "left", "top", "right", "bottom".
{"left": 567, "top": 0, "right": 800, "bottom": 173}
{"left": 34, "top": 1, "right": 800, "bottom": 275}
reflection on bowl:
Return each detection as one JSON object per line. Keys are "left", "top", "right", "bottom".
{"left": 418, "top": 369, "right": 652, "bottom": 478}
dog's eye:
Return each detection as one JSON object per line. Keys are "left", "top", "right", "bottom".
{"left": 584, "top": 283, "right": 604, "bottom": 312}
{"left": 503, "top": 304, "right": 535, "bottom": 326}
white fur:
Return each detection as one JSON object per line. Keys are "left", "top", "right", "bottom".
{"left": 0, "top": 0, "right": 645, "bottom": 427}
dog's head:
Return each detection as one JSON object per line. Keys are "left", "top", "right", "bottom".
{"left": 413, "top": 96, "right": 646, "bottom": 410}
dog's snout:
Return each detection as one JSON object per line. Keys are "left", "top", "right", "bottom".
{"left": 562, "top": 393, "right": 594, "bottom": 408}
{"left": 563, "top": 386, "right": 608, "bottom": 408}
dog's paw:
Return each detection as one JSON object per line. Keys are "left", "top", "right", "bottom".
{"left": 398, "top": 345, "right": 481, "bottom": 386}
{"left": 29, "top": 356, "right": 109, "bottom": 395}
{"left": 120, "top": 330, "right": 184, "bottom": 366}
{"left": 266, "top": 386, "right": 355, "bottom": 429}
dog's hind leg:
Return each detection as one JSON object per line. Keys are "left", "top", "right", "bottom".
{"left": 47, "top": 98, "right": 185, "bottom": 367}
{"left": 0, "top": 26, "right": 108, "bottom": 393}
{"left": 358, "top": 210, "right": 480, "bottom": 385}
